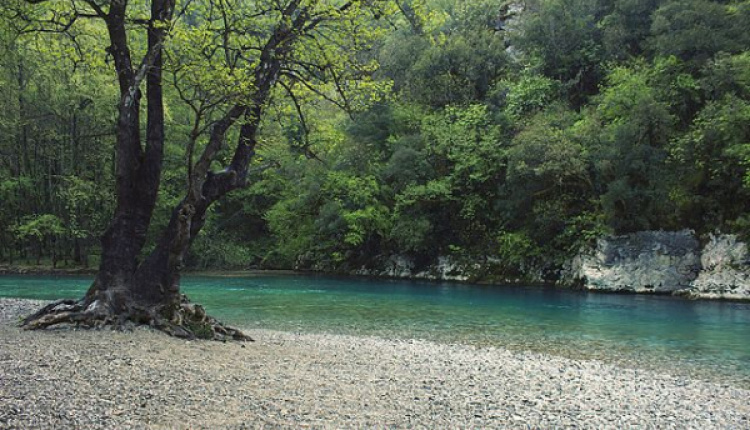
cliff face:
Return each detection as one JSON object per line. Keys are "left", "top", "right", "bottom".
{"left": 686, "top": 234, "right": 750, "bottom": 300}
{"left": 329, "top": 230, "right": 750, "bottom": 301}
{"left": 563, "top": 231, "right": 750, "bottom": 300}
{"left": 562, "top": 230, "right": 702, "bottom": 293}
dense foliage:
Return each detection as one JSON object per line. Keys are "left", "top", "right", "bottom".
{"left": 2, "top": 0, "right": 750, "bottom": 280}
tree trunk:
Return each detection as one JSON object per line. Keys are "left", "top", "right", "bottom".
{"left": 51, "top": 238, "right": 57, "bottom": 269}
{"left": 73, "top": 238, "right": 83, "bottom": 266}
{"left": 22, "top": 192, "right": 251, "bottom": 340}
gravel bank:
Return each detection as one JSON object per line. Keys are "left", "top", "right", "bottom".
{"left": 1, "top": 298, "right": 748, "bottom": 429}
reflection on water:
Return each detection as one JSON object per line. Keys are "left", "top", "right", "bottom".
{"left": 1, "top": 273, "right": 749, "bottom": 386}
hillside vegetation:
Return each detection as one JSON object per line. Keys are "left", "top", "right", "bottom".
{"left": 2, "top": 0, "right": 749, "bottom": 277}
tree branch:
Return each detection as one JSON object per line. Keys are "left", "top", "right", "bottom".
{"left": 121, "top": 39, "right": 163, "bottom": 108}
{"left": 189, "top": 104, "right": 248, "bottom": 200}
{"left": 80, "top": 0, "right": 107, "bottom": 18}
{"left": 279, "top": 69, "right": 349, "bottom": 111}
{"left": 277, "top": 80, "right": 324, "bottom": 162}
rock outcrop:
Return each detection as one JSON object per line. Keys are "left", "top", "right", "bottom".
{"left": 355, "top": 256, "right": 474, "bottom": 282}
{"left": 326, "top": 230, "right": 750, "bottom": 301}
{"left": 563, "top": 230, "right": 750, "bottom": 299}
{"left": 682, "top": 234, "right": 750, "bottom": 300}
{"left": 373, "top": 255, "right": 416, "bottom": 279}
{"left": 562, "top": 230, "right": 702, "bottom": 293}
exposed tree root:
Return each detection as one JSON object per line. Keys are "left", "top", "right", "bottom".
{"left": 20, "top": 296, "right": 253, "bottom": 342}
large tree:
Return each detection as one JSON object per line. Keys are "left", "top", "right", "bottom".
{"left": 13, "top": 0, "right": 389, "bottom": 340}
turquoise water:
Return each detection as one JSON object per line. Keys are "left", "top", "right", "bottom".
{"left": 1, "top": 273, "right": 749, "bottom": 386}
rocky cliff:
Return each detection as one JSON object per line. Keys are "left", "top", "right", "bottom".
{"left": 561, "top": 230, "right": 702, "bottom": 293}
{"left": 683, "top": 234, "right": 750, "bottom": 300}
{"left": 334, "top": 230, "right": 749, "bottom": 301}
{"left": 563, "top": 230, "right": 750, "bottom": 299}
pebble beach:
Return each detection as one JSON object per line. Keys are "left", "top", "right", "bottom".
{"left": 1, "top": 298, "right": 748, "bottom": 429}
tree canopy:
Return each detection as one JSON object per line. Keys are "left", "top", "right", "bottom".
{"left": 2, "top": 0, "right": 750, "bottom": 293}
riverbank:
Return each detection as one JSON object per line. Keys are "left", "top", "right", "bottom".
{"left": 4, "top": 248, "right": 749, "bottom": 304}
{"left": 1, "top": 299, "right": 748, "bottom": 429}
{"left": 0, "top": 264, "right": 97, "bottom": 276}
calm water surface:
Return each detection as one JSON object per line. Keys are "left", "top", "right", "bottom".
{"left": 1, "top": 273, "right": 749, "bottom": 386}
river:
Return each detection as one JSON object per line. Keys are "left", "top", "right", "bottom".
{"left": 1, "top": 273, "right": 749, "bottom": 387}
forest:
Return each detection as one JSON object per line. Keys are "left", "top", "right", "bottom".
{"left": 2, "top": 0, "right": 750, "bottom": 281}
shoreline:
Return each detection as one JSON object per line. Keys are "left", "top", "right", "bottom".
{"left": 1, "top": 298, "right": 749, "bottom": 429}
{"left": 3, "top": 267, "right": 749, "bottom": 304}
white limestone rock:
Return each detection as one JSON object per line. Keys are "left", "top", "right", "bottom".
{"left": 686, "top": 234, "right": 750, "bottom": 300}
{"left": 566, "top": 230, "right": 701, "bottom": 293}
